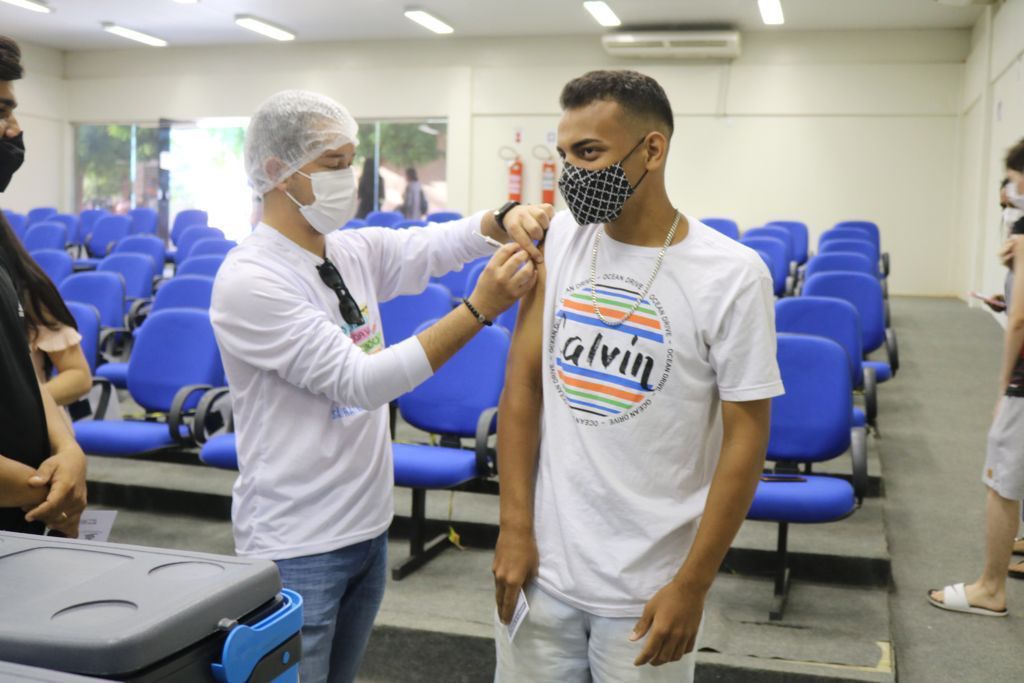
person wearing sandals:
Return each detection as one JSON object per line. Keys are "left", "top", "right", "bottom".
{"left": 928, "top": 139, "right": 1024, "bottom": 617}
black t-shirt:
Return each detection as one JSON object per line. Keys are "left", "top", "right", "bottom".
{"left": 0, "top": 248, "right": 48, "bottom": 533}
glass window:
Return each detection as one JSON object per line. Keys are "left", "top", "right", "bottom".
{"left": 74, "top": 124, "right": 160, "bottom": 215}
{"left": 354, "top": 120, "right": 448, "bottom": 219}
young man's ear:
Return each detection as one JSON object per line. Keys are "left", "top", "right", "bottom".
{"left": 643, "top": 132, "right": 669, "bottom": 171}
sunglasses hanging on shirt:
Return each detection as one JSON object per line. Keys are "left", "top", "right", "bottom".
{"left": 316, "top": 258, "right": 365, "bottom": 327}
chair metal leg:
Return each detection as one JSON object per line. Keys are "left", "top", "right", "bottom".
{"left": 391, "top": 488, "right": 453, "bottom": 581}
{"left": 770, "top": 522, "right": 791, "bottom": 621}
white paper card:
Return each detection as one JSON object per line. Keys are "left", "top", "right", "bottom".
{"left": 506, "top": 589, "right": 530, "bottom": 642}
{"left": 77, "top": 509, "right": 118, "bottom": 543}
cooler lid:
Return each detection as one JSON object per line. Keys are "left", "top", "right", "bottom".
{"left": 0, "top": 531, "right": 281, "bottom": 676}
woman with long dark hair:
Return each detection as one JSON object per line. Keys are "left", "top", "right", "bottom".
{"left": 0, "top": 213, "right": 90, "bottom": 415}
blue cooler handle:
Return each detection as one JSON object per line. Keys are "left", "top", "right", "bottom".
{"left": 212, "top": 588, "right": 303, "bottom": 683}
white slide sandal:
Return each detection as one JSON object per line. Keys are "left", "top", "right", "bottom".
{"left": 927, "top": 582, "right": 1007, "bottom": 617}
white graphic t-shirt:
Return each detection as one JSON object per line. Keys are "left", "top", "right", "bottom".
{"left": 534, "top": 211, "right": 784, "bottom": 617}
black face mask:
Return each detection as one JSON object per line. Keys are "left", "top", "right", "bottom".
{"left": 0, "top": 133, "right": 25, "bottom": 193}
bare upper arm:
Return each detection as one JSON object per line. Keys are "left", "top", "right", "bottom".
{"left": 721, "top": 398, "right": 772, "bottom": 448}
{"left": 47, "top": 343, "right": 91, "bottom": 377}
{"left": 505, "top": 256, "right": 547, "bottom": 394}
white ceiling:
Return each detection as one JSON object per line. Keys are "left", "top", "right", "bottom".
{"left": 0, "top": 0, "right": 986, "bottom": 51}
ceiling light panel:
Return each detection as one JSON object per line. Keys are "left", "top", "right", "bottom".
{"left": 0, "top": 0, "right": 51, "bottom": 13}
{"left": 234, "top": 15, "right": 296, "bottom": 41}
{"left": 102, "top": 23, "right": 168, "bottom": 47}
{"left": 758, "top": 0, "right": 785, "bottom": 26}
{"left": 404, "top": 8, "right": 454, "bottom": 34}
{"left": 583, "top": 1, "right": 621, "bottom": 28}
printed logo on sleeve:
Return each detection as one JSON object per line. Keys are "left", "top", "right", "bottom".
{"left": 331, "top": 303, "right": 383, "bottom": 421}
{"left": 549, "top": 277, "right": 673, "bottom": 426}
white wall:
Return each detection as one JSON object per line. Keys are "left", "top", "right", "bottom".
{"left": 1, "top": 41, "right": 68, "bottom": 215}
{"left": 12, "top": 28, "right": 975, "bottom": 295}
{"left": 956, "top": 0, "right": 1024, "bottom": 304}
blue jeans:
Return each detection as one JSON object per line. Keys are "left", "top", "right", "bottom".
{"left": 275, "top": 532, "right": 388, "bottom": 683}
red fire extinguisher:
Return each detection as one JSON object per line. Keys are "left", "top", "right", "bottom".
{"left": 540, "top": 158, "right": 557, "bottom": 205}
{"left": 508, "top": 156, "right": 523, "bottom": 202}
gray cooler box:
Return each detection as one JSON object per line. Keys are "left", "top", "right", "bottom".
{"left": 0, "top": 532, "right": 302, "bottom": 682}
{"left": 0, "top": 661, "right": 106, "bottom": 682}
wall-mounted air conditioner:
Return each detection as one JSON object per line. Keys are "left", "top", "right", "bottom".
{"left": 601, "top": 31, "right": 741, "bottom": 60}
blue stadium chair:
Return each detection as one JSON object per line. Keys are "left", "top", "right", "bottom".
{"left": 66, "top": 302, "right": 101, "bottom": 374}
{"left": 365, "top": 210, "right": 403, "bottom": 228}
{"left": 128, "top": 274, "right": 214, "bottom": 330}
{"left": 59, "top": 271, "right": 128, "bottom": 367}
{"left": 343, "top": 218, "right": 368, "bottom": 229}
{"left": 22, "top": 222, "right": 67, "bottom": 252}
{"left": 188, "top": 238, "right": 236, "bottom": 260}
{"left": 744, "top": 226, "right": 796, "bottom": 274}
{"left": 177, "top": 255, "right": 225, "bottom": 278}
{"left": 819, "top": 238, "right": 880, "bottom": 275}
{"left": 702, "top": 217, "right": 740, "bottom": 240}
{"left": 803, "top": 252, "right": 875, "bottom": 280}
{"left": 462, "top": 260, "right": 488, "bottom": 300}
{"left": 802, "top": 272, "right": 898, "bottom": 379}
{"left": 834, "top": 220, "right": 888, "bottom": 276}
{"left": 74, "top": 309, "right": 224, "bottom": 456}
{"left": 81, "top": 215, "right": 131, "bottom": 264}
{"left": 775, "top": 297, "right": 879, "bottom": 430}
{"left": 199, "top": 433, "right": 237, "bottom": 470}
{"left": 59, "top": 271, "right": 126, "bottom": 331}
{"left": 765, "top": 221, "right": 810, "bottom": 264}
{"left": 740, "top": 236, "right": 792, "bottom": 297}
{"left": 30, "top": 249, "right": 73, "bottom": 286}
{"left": 380, "top": 284, "right": 453, "bottom": 345}
{"left": 26, "top": 207, "right": 57, "bottom": 227}
{"left": 98, "top": 253, "right": 158, "bottom": 309}
{"left": 394, "top": 220, "right": 428, "bottom": 229}
{"left": 47, "top": 213, "right": 79, "bottom": 248}
{"left": 78, "top": 209, "right": 108, "bottom": 239}
{"left": 113, "top": 234, "right": 166, "bottom": 271}
{"left": 747, "top": 333, "right": 867, "bottom": 620}
{"left": 175, "top": 227, "right": 225, "bottom": 266}
{"left": 128, "top": 207, "right": 159, "bottom": 235}
{"left": 2, "top": 210, "right": 26, "bottom": 239}
{"left": 427, "top": 211, "right": 462, "bottom": 223}
{"left": 432, "top": 256, "right": 489, "bottom": 305}
{"left": 171, "top": 209, "right": 208, "bottom": 246}
{"left": 391, "top": 322, "right": 509, "bottom": 579}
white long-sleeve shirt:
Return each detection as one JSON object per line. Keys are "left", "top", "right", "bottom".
{"left": 210, "top": 215, "right": 492, "bottom": 559}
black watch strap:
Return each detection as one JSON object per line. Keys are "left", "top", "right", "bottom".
{"left": 493, "top": 200, "right": 520, "bottom": 233}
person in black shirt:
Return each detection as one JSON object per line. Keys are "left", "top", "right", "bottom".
{"left": 0, "top": 34, "right": 86, "bottom": 536}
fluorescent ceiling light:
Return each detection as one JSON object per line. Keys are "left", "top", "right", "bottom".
{"left": 583, "top": 1, "right": 621, "bottom": 28}
{"left": 102, "top": 23, "right": 168, "bottom": 47}
{"left": 171, "top": 0, "right": 199, "bottom": 4}
{"left": 0, "top": 0, "right": 51, "bottom": 13}
{"left": 404, "top": 8, "right": 454, "bottom": 35}
{"left": 235, "top": 15, "right": 296, "bottom": 41}
{"left": 758, "top": 0, "right": 785, "bottom": 26}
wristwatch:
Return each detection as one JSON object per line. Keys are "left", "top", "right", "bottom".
{"left": 493, "top": 200, "right": 520, "bottom": 233}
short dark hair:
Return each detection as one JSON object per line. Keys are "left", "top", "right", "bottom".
{"left": 560, "top": 70, "right": 674, "bottom": 138}
{"left": 1007, "top": 138, "right": 1024, "bottom": 174}
{"left": 0, "top": 35, "right": 23, "bottom": 82}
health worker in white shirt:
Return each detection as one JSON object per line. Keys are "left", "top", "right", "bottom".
{"left": 209, "top": 89, "right": 553, "bottom": 683}
{"left": 492, "top": 70, "right": 784, "bottom": 682}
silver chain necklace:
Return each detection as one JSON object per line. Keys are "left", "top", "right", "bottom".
{"left": 590, "top": 210, "right": 681, "bottom": 327}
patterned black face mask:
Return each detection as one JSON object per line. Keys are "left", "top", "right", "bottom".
{"left": 558, "top": 137, "right": 648, "bottom": 226}
{"left": 0, "top": 133, "right": 24, "bottom": 193}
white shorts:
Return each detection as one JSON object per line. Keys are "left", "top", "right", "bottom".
{"left": 494, "top": 584, "right": 698, "bottom": 683}
{"left": 983, "top": 396, "right": 1024, "bottom": 501}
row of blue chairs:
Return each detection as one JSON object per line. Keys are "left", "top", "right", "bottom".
{"left": 344, "top": 210, "right": 463, "bottom": 230}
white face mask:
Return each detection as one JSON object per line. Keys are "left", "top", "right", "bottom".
{"left": 1004, "top": 207, "right": 1024, "bottom": 236}
{"left": 1007, "top": 180, "right": 1024, "bottom": 211}
{"left": 285, "top": 167, "right": 357, "bottom": 235}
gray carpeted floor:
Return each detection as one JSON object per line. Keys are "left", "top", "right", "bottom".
{"left": 878, "top": 297, "right": 1021, "bottom": 682}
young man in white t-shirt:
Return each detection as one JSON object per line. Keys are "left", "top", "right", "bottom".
{"left": 492, "top": 70, "right": 784, "bottom": 681}
{"left": 210, "top": 90, "right": 552, "bottom": 683}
